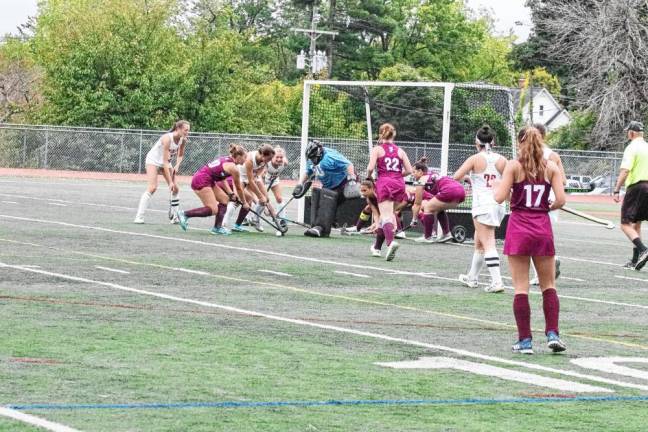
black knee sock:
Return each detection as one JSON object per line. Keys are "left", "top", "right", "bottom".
{"left": 632, "top": 247, "right": 640, "bottom": 263}
{"left": 632, "top": 238, "right": 646, "bottom": 252}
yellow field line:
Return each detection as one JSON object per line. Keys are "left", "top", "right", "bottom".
{"left": 2, "top": 237, "right": 647, "bottom": 351}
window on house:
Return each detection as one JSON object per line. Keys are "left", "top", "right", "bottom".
{"left": 539, "top": 105, "right": 544, "bottom": 117}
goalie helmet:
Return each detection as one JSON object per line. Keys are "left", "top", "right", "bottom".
{"left": 305, "top": 140, "right": 324, "bottom": 166}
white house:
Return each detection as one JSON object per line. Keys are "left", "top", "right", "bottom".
{"left": 511, "top": 87, "right": 571, "bottom": 131}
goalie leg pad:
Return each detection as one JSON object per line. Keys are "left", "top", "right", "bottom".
{"left": 309, "top": 188, "right": 321, "bottom": 227}
{"left": 314, "top": 188, "right": 338, "bottom": 237}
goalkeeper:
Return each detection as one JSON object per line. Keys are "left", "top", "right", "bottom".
{"left": 294, "top": 140, "right": 359, "bottom": 237}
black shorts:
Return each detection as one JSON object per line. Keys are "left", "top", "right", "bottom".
{"left": 621, "top": 181, "right": 648, "bottom": 223}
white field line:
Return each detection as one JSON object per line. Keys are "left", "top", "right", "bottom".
{"left": 0, "top": 407, "right": 81, "bottom": 432}
{"left": 1, "top": 201, "right": 18, "bottom": 204}
{"left": 5, "top": 236, "right": 647, "bottom": 351}
{"left": 95, "top": 266, "right": 130, "bottom": 274}
{"left": 0, "top": 179, "right": 142, "bottom": 189}
{"left": 2, "top": 214, "right": 647, "bottom": 311}
{"left": 257, "top": 270, "right": 292, "bottom": 277}
{"left": 0, "top": 193, "right": 166, "bottom": 214}
{"left": 334, "top": 270, "right": 370, "bottom": 279}
{"left": 17, "top": 265, "right": 41, "bottom": 269}
{"left": 615, "top": 275, "right": 648, "bottom": 283}
{"left": 48, "top": 203, "right": 67, "bottom": 207}
{"left": 3, "top": 262, "right": 648, "bottom": 392}
{"left": 494, "top": 275, "right": 586, "bottom": 283}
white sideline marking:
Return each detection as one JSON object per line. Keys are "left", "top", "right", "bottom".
{"left": 335, "top": 271, "right": 370, "bottom": 279}
{"left": 376, "top": 357, "right": 610, "bottom": 393}
{"left": 571, "top": 357, "right": 648, "bottom": 381}
{"left": 0, "top": 407, "right": 81, "bottom": 432}
{"left": 616, "top": 275, "right": 648, "bottom": 284}
{"left": 2, "top": 262, "right": 648, "bottom": 392}
{"left": 17, "top": 265, "right": 41, "bottom": 269}
{"left": 95, "top": 266, "right": 130, "bottom": 274}
{"left": 258, "top": 270, "right": 292, "bottom": 277}
{"left": 48, "top": 202, "right": 67, "bottom": 207}
{"left": 2, "top": 214, "right": 647, "bottom": 311}
{"left": 1, "top": 201, "right": 18, "bottom": 204}
{"left": 0, "top": 193, "right": 166, "bottom": 214}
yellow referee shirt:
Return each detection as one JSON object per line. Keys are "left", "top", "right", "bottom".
{"left": 620, "top": 137, "right": 648, "bottom": 187}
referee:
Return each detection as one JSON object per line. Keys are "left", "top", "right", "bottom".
{"left": 613, "top": 121, "right": 648, "bottom": 270}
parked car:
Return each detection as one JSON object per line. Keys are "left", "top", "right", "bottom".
{"left": 566, "top": 174, "right": 592, "bottom": 190}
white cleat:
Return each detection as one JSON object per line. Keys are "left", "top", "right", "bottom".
{"left": 414, "top": 236, "right": 435, "bottom": 243}
{"left": 133, "top": 217, "right": 145, "bottom": 224}
{"left": 484, "top": 282, "right": 505, "bottom": 293}
{"left": 169, "top": 215, "right": 180, "bottom": 224}
{"left": 458, "top": 274, "right": 479, "bottom": 288}
{"left": 436, "top": 232, "right": 453, "bottom": 243}
{"left": 370, "top": 245, "right": 382, "bottom": 257}
{"left": 395, "top": 230, "right": 407, "bottom": 239}
{"left": 385, "top": 241, "right": 400, "bottom": 261}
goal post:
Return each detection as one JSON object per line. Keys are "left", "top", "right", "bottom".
{"left": 298, "top": 79, "right": 516, "bottom": 222}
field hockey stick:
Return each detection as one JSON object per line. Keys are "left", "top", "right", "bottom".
{"left": 276, "top": 172, "right": 318, "bottom": 216}
{"left": 561, "top": 205, "right": 615, "bottom": 229}
{"left": 246, "top": 203, "right": 288, "bottom": 233}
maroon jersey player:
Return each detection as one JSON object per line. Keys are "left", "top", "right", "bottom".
{"left": 178, "top": 144, "right": 249, "bottom": 235}
{"left": 366, "top": 123, "right": 413, "bottom": 261}
{"left": 494, "top": 126, "right": 566, "bottom": 354}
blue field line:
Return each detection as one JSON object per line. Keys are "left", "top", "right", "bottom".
{"left": 5, "top": 395, "right": 648, "bottom": 411}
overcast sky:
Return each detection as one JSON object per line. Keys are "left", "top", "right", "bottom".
{"left": 0, "top": 0, "right": 532, "bottom": 42}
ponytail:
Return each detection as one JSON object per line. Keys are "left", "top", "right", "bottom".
{"left": 229, "top": 143, "right": 247, "bottom": 158}
{"left": 378, "top": 123, "right": 396, "bottom": 143}
{"left": 476, "top": 124, "right": 495, "bottom": 151}
{"left": 517, "top": 126, "right": 546, "bottom": 181}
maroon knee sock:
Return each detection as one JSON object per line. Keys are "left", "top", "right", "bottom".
{"left": 542, "top": 288, "right": 560, "bottom": 335}
{"left": 185, "top": 206, "right": 213, "bottom": 218}
{"left": 214, "top": 203, "right": 227, "bottom": 228}
{"left": 382, "top": 222, "right": 395, "bottom": 246}
{"left": 423, "top": 213, "right": 435, "bottom": 238}
{"left": 374, "top": 228, "right": 385, "bottom": 249}
{"left": 235, "top": 207, "right": 250, "bottom": 225}
{"left": 438, "top": 211, "right": 450, "bottom": 234}
{"left": 513, "top": 294, "right": 532, "bottom": 340}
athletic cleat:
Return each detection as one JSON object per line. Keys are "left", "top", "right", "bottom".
{"left": 395, "top": 230, "right": 407, "bottom": 239}
{"left": 512, "top": 338, "right": 534, "bottom": 354}
{"left": 359, "top": 227, "right": 373, "bottom": 234}
{"left": 305, "top": 226, "right": 322, "bottom": 237}
{"left": 252, "top": 218, "right": 264, "bottom": 232}
{"left": 623, "top": 260, "right": 637, "bottom": 270}
{"left": 436, "top": 232, "right": 453, "bottom": 243}
{"left": 530, "top": 277, "right": 540, "bottom": 286}
{"left": 546, "top": 331, "right": 567, "bottom": 353}
{"left": 133, "top": 217, "right": 145, "bottom": 224}
{"left": 231, "top": 224, "right": 248, "bottom": 233}
{"left": 370, "top": 245, "right": 382, "bottom": 257}
{"left": 555, "top": 259, "right": 561, "bottom": 280}
{"left": 209, "top": 226, "right": 231, "bottom": 236}
{"left": 484, "top": 282, "right": 505, "bottom": 293}
{"left": 635, "top": 248, "right": 648, "bottom": 271}
{"left": 458, "top": 274, "right": 479, "bottom": 289}
{"left": 414, "top": 236, "right": 435, "bottom": 243}
{"left": 177, "top": 211, "right": 188, "bottom": 231}
{"left": 169, "top": 214, "right": 180, "bottom": 224}
{"left": 385, "top": 241, "right": 400, "bottom": 261}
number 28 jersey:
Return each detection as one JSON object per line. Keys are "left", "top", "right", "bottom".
{"left": 376, "top": 142, "right": 403, "bottom": 179}
{"left": 470, "top": 151, "right": 504, "bottom": 214}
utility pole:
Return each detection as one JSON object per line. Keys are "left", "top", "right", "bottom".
{"left": 292, "top": 3, "right": 338, "bottom": 76}
{"left": 528, "top": 74, "right": 534, "bottom": 124}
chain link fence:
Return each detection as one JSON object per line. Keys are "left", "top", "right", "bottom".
{"left": 0, "top": 123, "right": 623, "bottom": 194}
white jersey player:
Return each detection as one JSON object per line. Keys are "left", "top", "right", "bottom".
{"left": 263, "top": 147, "right": 289, "bottom": 219}
{"left": 452, "top": 125, "right": 507, "bottom": 293}
{"left": 134, "top": 120, "right": 189, "bottom": 224}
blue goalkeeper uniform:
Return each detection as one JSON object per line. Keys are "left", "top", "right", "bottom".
{"left": 306, "top": 147, "right": 351, "bottom": 189}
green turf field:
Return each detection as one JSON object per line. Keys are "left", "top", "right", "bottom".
{"left": 1, "top": 177, "right": 647, "bottom": 431}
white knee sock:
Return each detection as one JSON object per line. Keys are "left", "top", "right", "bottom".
{"left": 169, "top": 191, "right": 180, "bottom": 217}
{"left": 223, "top": 202, "right": 236, "bottom": 228}
{"left": 485, "top": 249, "right": 502, "bottom": 285}
{"left": 135, "top": 191, "right": 152, "bottom": 219}
{"left": 467, "top": 252, "right": 484, "bottom": 280}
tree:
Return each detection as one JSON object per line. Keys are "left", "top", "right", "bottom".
{"left": 0, "top": 38, "right": 42, "bottom": 122}
{"left": 536, "top": 0, "right": 648, "bottom": 149}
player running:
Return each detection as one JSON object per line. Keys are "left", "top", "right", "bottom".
{"left": 366, "top": 123, "right": 413, "bottom": 261}
{"left": 178, "top": 144, "right": 248, "bottom": 235}
{"left": 494, "top": 126, "right": 566, "bottom": 354}
{"left": 134, "top": 120, "right": 190, "bottom": 224}
{"left": 410, "top": 158, "right": 465, "bottom": 243}
{"left": 452, "top": 125, "right": 507, "bottom": 293}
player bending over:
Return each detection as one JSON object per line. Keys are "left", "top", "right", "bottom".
{"left": 494, "top": 126, "right": 566, "bottom": 354}
{"left": 410, "top": 158, "right": 465, "bottom": 243}
{"left": 178, "top": 144, "right": 248, "bottom": 235}
{"left": 452, "top": 125, "right": 507, "bottom": 293}
{"left": 366, "top": 123, "right": 413, "bottom": 261}
{"left": 134, "top": 120, "right": 189, "bottom": 224}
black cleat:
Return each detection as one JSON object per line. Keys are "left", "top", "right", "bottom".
{"left": 635, "top": 249, "right": 648, "bottom": 271}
